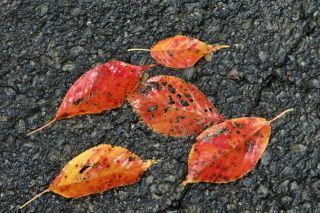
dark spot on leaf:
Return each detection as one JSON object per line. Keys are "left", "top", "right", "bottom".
{"left": 147, "top": 105, "right": 158, "bottom": 112}
{"left": 128, "top": 156, "right": 135, "bottom": 161}
{"left": 216, "top": 127, "right": 229, "bottom": 135}
{"left": 79, "top": 164, "right": 91, "bottom": 174}
{"left": 73, "top": 98, "right": 84, "bottom": 105}
{"left": 168, "top": 50, "right": 174, "bottom": 57}
{"left": 168, "top": 85, "right": 176, "bottom": 94}
{"left": 233, "top": 122, "right": 245, "bottom": 129}
{"left": 189, "top": 99, "right": 194, "bottom": 103}
{"left": 177, "top": 94, "right": 182, "bottom": 98}
{"left": 140, "top": 86, "right": 152, "bottom": 95}
{"left": 168, "top": 95, "right": 175, "bottom": 105}
{"left": 149, "top": 81, "right": 162, "bottom": 91}
{"left": 184, "top": 93, "right": 191, "bottom": 98}
{"left": 161, "top": 81, "right": 167, "bottom": 86}
{"left": 180, "top": 100, "right": 189, "bottom": 106}
{"left": 164, "top": 107, "right": 169, "bottom": 113}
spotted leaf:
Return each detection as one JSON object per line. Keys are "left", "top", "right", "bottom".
{"left": 128, "top": 75, "right": 224, "bottom": 136}
{"left": 183, "top": 109, "right": 293, "bottom": 185}
{"left": 128, "top": 35, "right": 229, "bottom": 68}
{"left": 20, "top": 144, "right": 155, "bottom": 208}
{"left": 27, "top": 61, "right": 155, "bottom": 135}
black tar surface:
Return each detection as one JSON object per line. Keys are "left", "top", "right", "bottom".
{"left": 1, "top": 0, "right": 319, "bottom": 212}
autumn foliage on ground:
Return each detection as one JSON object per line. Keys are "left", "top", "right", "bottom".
{"left": 21, "top": 35, "right": 292, "bottom": 208}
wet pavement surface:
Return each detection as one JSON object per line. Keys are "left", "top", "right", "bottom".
{"left": 1, "top": 0, "right": 320, "bottom": 212}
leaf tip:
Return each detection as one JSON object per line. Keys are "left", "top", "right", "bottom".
{"left": 212, "top": 44, "right": 230, "bottom": 52}
{"left": 144, "top": 159, "right": 157, "bottom": 170}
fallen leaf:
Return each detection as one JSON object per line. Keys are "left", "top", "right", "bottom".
{"left": 183, "top": 109, "right": 293, "bottom": 185}
{"left": 127, "top": 75, "right": 224, "bottom": 136}
{"left": 128, "top": 35, "right": 229, "bottom": 68}
{"left": 27, "top": 61, "right": 155, "bottom": 135}
{"left": 20, "top": 144, "right": 155, "bottom": 208}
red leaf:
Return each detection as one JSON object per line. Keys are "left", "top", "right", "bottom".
{"left": 183, "top": 109, "right": 293, "bottom": 185}
{"left": 20, "top": 144, "right": 155, "bottom": 208}
{"left": 127, "top": 75, "right": 224, "bottom": 136}
{"left": 27, "top": 61, "right": 155, "bottom": 135}
{"left": 128, "top": 35, "right": 229, "bottom": 68}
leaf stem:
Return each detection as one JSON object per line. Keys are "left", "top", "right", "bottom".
{"left": 212, "top": 44, "right": 230, "bottom": 52}
{"left": 19, "top": 189, "right": 49, "bottom": 209}
{"left": 269, "top": 108, "right": 294, "bottom": 123}
{"left": 127, "top": 48, "right": 150, "bottom": 52}
{"left": 26, "top": 118, "right": 56, "bottom": 136}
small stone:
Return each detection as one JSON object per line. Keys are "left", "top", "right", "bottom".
{"left": 227, "top": 204, "right": 236, "bottom": 210}
{"left": 278, "top": 180, "right": 290, "bottom": 193}
{"left": 146, "top": 175, "right": 154, "bottom": 184}
{"left": 227, "top": 68, "right": 240, "bottom": 80}
{"left": 290, "top": 181, "right": 299, "bottom": 191}
{"left": 0, "top": 114, "right": 9, "bottom": 122}
{"left": 183, "top": 68, "right": 196, "bottom": 81}
{"left": 290, "top": 144, "right": 307, "bottom": 153}
{"left": 62, "top": 62, "right": 75, "bottom": 71}
{"left": 281, "top": 196, "right": 292, "bottom": 206}
{"left": 258, "top": 185, "right": 268, "bottom": 196}
{"left": 158, "top": 183, "right": 170, "bottom": 194}
{"left": 277, "top": 48, "right": 287, "bottom": 64}
{"left": 261, "top": 151, "right": 271, "bottom": 166}
{"left": 71, "top": 46, "right": 84, "bottom": 55}
{"left": 72, "top": 8, "right": 81, "bottom": 16}
{"left": 306, "top": 79, "right": 320, "bottom": 89}
{"left": 118, "top": 190, "right": 128, "bottom": 200}
{"left": 40, "top": 5, "right": 49, "bottom": 15}
{"left": 258, "top": 51, "right": 268, "bottom": 62}
{"left": 16, "top": 119, "right": 26, "bottom": 133}
{"left": 64, "top": 144, "right": 72, "bottom": 153}
{"left": 165, "top": 175, "right": 176, "bottom": 183}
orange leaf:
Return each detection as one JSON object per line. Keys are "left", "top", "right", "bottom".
{"left": 27, "top": 61, "right": 155, "bottom": 135}
{"left": 128, "top": 35, "right": 229, "bottom": 68}
{"left": 127, "top": 75, "right": 224, "bottom": 136}
{"left": 183, "top": 109, "right": 293, "bottom": 185}
{"left": 20, "top": 144, "right": 155, "bottom": 208}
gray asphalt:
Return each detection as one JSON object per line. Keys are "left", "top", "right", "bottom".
{"left": 1, "top": 0, "right": 319, "bottom": 212}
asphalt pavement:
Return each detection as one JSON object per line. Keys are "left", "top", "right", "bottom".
{"left": 1, "top": 0, "right": 319, "bottom": 212}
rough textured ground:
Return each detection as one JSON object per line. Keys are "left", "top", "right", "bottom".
{"left": 1, "top": 0, "right": 320, "bottom": 212}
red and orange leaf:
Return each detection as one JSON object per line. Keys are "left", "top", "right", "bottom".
{"left": 127, "top": 75, "right": 224, "bottom": 136}
{"left": 20, "top": 144, "right": 155, "bottom": 208}
{"left": 183, "top": 109, "right": 293, "bottom": 185}
{"left": 128, "top": 35, "right": 229, "bottom": 68}
{"left": 183, "top": 117, "right": 271, "bottom": 185}
{"left": 27, "top": 61, "right": 155, "bottom": 135}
